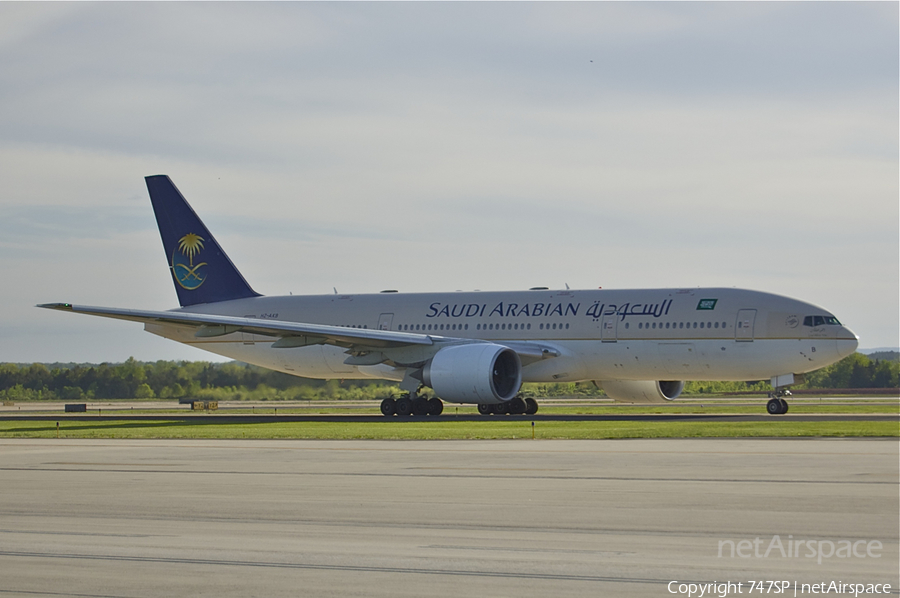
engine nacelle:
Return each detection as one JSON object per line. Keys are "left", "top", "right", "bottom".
{"left": 599, "top": 380, "right": 684, "bottom": 404}
{"left": 423, "top": 344, "right": 522, "bottom": 404}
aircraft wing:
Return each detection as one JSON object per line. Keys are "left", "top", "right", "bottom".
{"left": 38, "top": 303, "right": 561, "bottom": 365}
{"left": 38, "top": 303, "right": 434, "bottom": 349}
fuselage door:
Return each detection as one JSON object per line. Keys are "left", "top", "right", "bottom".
{"left": 600, "top": 312, "right": 618, "bottom": 342}
{"left": 378, "top": 313, "right": 394, "bottom": 331}
{"left": 735, "top": 309, "right": 757, "bottom": 342}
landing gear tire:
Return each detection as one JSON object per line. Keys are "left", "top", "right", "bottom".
{"left": 427, "top": 397, "right": 444, "bottom": 416}
{"left": 508, "top": 397, "right": 526, "bottom": 415}
{"left": 493, "top": 402, "right": 509, "bottom": 415}
{"left": 766, "top": 398, "right": 788, "bottom": 415}
{"left": 412, "top": 397, "right": 430, "bottom": 416}
{"left": 396, "top": 397, "right": 413, "bottom": 417}
{"left": 477, "top": 404, "right": 493, "bottom": 416}
{"left": 380, "top": 398, "right": 396, "bottom": 417}
{"left": 524, "top": 398, "right": 539, "bottom": 415}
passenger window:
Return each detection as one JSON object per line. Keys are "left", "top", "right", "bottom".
{"left": 714, "top": 322, "right": 719, "bottom": 329}
{"left": 699, "top": 322, "right": 704, "bottom": 329}
{"left": 566, "top": 323, "right": 569, "bottom": 329}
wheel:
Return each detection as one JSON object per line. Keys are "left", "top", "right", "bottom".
{"left": 477, "top": 403, "right": 493, "bottom": 415}
{"left": 380, "top": 398, "right": 396, "bottom": 416}
{"left": 412, "top": 397, "right": 429, "bottom": 416}
{"left": 427, "top": 397, "right": 443, "bottom": 416}
{"left": 779, "top": 398, "right": 789, "bottom": 414}
{"left": 494, "top": 401, "right": 509, "bottom": 415}
{"left": 524, "top": 397, "right": 538, "bottom": 415}
{"left": 766, "top": 398, "right": 783, "bottom": 415}
{"left": 508, "top": 397, "right": 526, "bottom": 415}
{"left": 396, "top": 397, "right": 413, "bottom": 417}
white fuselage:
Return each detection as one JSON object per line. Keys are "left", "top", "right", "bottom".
{"left": 145, "top": 287, "right": 858, "bottom": 385}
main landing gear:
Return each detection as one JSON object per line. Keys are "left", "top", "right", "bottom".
{"left": 766, "top": 389, "right": 791, "bottom": 415}
{"left": 381, "top": 395, "right": 444, "bottom": 417}
{"left": 380, "top": 395, "right": 540, "bottom": 417}
{"left": 477, "top": 396, "right": 539, "bottom": 416}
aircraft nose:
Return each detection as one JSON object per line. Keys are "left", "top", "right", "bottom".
{"left": 834, "top": 327, "right": 859, "bottom": 360}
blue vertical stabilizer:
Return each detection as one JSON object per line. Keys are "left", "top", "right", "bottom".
{"left": 145, "top": 175, "right": 260, "bottom": 307}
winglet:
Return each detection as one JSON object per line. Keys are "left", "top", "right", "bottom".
{"left": 145, "top": 175, "right": 260, "bottom": 307}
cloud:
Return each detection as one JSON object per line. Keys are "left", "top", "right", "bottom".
{"left": 0, "top": 2, "right": 896, "bottom": 360}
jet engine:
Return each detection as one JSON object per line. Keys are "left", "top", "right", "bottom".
{"left": 423, "top": 344, "right": 522, "bottom": 404}
{"left": 599, "top": 380, "right": 684, "bottom": 403}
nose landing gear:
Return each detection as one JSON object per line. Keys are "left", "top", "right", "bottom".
{"left": 766, "top": 389, "right": 791, "bottom": 415}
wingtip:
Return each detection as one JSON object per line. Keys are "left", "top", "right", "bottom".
{"left": 37, "top": 303, "right": 73, "bottom": 311}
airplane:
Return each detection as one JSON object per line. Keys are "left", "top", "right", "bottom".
{"left": 40, "top": 175, "right": 859, "bottom": 417}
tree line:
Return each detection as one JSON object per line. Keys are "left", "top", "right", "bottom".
{"left": 0, "top": 352, "right": 896, "bottom": 402}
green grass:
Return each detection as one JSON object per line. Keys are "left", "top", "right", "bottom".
{"left": 497, "top": 403, "right": 900, "bottom": 415}
{"left": 12, "top": 401, "right": 898, "bottom": 417}
{"left": 1, "top": 419, "right": 896, "bottom": 440}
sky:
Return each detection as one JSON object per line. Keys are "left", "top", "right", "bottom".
{"left": 0, "top": 2, "right": 897, "bottom": 363}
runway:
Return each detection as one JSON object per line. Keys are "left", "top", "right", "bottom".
{"left": 1, "top": 438, "right": 897, "bottom": 597}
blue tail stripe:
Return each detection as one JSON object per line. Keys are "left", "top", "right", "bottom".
{"left": 145, "top": 175, "right": 260, "bottom": 307}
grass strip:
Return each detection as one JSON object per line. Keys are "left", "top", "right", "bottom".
{"left": 0, "top": 420, "right": 896, "bottom": 440}
{"left": 10, "top": 402, "right": 898, "bottom": 417}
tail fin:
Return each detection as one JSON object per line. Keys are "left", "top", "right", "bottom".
{"left": 145, "top": 175, "right": 260, "bottom": 307}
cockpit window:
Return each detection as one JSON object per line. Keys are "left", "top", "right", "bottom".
{"left": 803, "top": 315, "right": 841, "bottom": 327}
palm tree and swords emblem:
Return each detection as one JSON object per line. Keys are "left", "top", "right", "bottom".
{"left": 171, "top": 233, "right": 208, "bottom": 290}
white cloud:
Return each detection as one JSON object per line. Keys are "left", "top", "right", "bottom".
{"left": 0, "top": 1, "right": 896, "bottom": 361}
